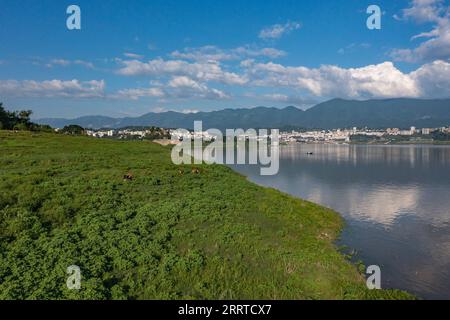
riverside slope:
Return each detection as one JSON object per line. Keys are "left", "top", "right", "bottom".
{"left": 0, "top": 131, "right": 413, "bottom": 299}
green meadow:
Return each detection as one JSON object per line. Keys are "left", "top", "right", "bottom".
{"left": 0, "top": 131, "right": 413, "bottom": 299}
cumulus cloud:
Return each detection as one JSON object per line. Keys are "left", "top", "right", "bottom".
{"left": 168, "top": 76, "right": 205, "bottom": 89}
{"left": 116, "top": 58, "right": 248, "bottom": 85}
{"left": 410, "top": 60, "right": 450, "bottom": 97}
{"left": 112, "top": 87, "right": 165, "bottom": 100}
{"left": 7, "top": 60, "right": 448, "bottom": 102}
{"left": 259, "top": 21, "right": 301, "bottom": 40}
{"left": 167, "top": 76, "right": 230, "bottom": 100}
{"left": 233, "top": 47, "right": 286, "bottom": 59}
{"left": 391, "top": 0, "right": 450, "bottom": 63}
{"left": 401, "top": 0, "right": 446, "bottom": 23}
{"left": 0, "top": 79, "right": 105, "bottom": 98}
{"left": 171, "top": 45, "right": 286, "bottom": 61}
{"left": 113, "top": 76, "right": 230, "bottom": 101}
{"left": 244, "top": 60, "right": 450, "bottom": 99}
{"left": 116, "top": 55, "right": 450, "bottom": 100}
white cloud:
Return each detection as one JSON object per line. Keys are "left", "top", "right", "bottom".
{"left": 259, "top": 21, "right": 301, "bottom": 40}
{"left": 410, "top": 60, "right": 450, "bottom": 97}
{"left": 113, "top": 76, "right": 230, "bottom": 101}
{"left": 171, "top": 45, "right": 286, "bottom": 62}
{"left": 167, "top": 76, "right": 230, "bottom": 99}
{"left": 260, "top": 93, "right": 318, "bottom": 107}
{"left": 113, "top": 87, "right": 165, "bottom": 100}
{"left": 245, "top": 60, "right": 450, "bottom": 99}
{"left": 0, "top": 79, "right": 105, "bottom": 98}
{"left": 48, "top": 59, "right": 71, "bottom": 67}
{"left": 116, "top": 58, "right": 248, "bottom": 85}
{"left": 401, "top": 0, "right": 446, "bottom": 23}
{"left": 391, "top": 0, "right": 450, "bottom": 63}
{"left": 150, "top": 107, "right": 199, "bottom": 114}
{"left": 181, "top": 109, "right": 200, "bottom": 114}
{"left": 124, "top": 52, "right": 144, "bottom": 59}
{"left": 47, "top": 59, "right": 95, "bottom": 69}
{"left": 151, "top": 107, "right": 200, "bottom": 114}
{"left": 240, "top": 59, "right": 255, "bottom": 67}
{"left": 171, "top": 46, "right": 235, "bottom": 61}
{"left": 117, "top": 56, "right": 450, "bottom": 100}
{"left": 233, "top": 46, "right": 286, "bottom": 59}
{"left": 168, "top": 76, "right": 204, "bottom": 89}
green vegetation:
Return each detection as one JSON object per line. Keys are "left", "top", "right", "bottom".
{"left": 350, "top": 133, "right": 449, "bottom": 145}
{"left": 112, "top": 126, "right": 171, "bottom": 141}
{"left": 0, "top": 103, "right": 52, "bottom": 132}
{"left": 0, "top": 131, "right": 413, "bottom": 300}
{"left": 61, "top": 125, "right": 85, "bottom": 135}
{"left": 432, "top": 131, "right": 450, "bottom": 142}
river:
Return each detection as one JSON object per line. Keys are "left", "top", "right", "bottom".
{"left": 231, "top": 143, "right": 450, "bottom": 299}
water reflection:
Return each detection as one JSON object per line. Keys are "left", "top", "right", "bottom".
{"left": 231, "top": 144, "right": 450, "bottom": 299}
{"left": 306, "top": 185, "right": 419, "bottom": 226}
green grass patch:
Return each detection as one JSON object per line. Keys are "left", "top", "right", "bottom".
{"left": 0, "top": 131, "right": 414, "bottom": 300}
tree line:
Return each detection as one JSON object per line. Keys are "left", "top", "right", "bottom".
{"left": 0, "top": 103, "right": 88, "bottom": 134}
{"left": 0, "top": 103, "right": 52, "bottom": 132}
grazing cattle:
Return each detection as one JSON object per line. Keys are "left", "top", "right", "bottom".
{"left": 123, "top": 173, "right": 134, "bottom": 181}
{"left": 192, "top": 168, "right": 200, "bottom": 174}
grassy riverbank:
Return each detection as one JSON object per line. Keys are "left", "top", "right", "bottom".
{"left": 0, "top": 131, "right": 413, "bottom": 299}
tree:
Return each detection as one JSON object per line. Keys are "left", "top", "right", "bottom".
{"left": 18, "top": 110, "right": 32, "bottom": 123}
{"left": 0, "top": 103, "right": 10, "bottom": 129}
{"left": 12, "top": 110, "right": 33, "bottom": 130}
{"left": 61, "top": 125, "right": 85, "bottom": 135}
{"left": 0, "top": 103, "right": 47, "bottom": 131}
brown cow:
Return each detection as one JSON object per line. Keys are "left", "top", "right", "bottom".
{"left": 123, "top": 172, "right": 134, "bottom": 181}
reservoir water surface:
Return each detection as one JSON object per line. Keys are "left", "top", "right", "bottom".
{"left": 231, "top": 144, "right": 450, "bottom": 299}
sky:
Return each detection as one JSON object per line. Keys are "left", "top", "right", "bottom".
{"left": 0, "top": 0, "right": 449, "bottom": 119}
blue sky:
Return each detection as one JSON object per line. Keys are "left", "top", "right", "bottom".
{"left": 0, "top": 0, "right": 449, "bottom": 118}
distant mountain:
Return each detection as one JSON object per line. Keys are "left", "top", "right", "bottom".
{"left": 37, "top": 98, "right": 450, "bottom": 130}
{"left": 302, "top": 98, "right": 450, "bottom": 129}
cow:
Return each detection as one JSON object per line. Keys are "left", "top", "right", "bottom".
{"left": 123, "top": 173, "right": 134, "bottom": 181}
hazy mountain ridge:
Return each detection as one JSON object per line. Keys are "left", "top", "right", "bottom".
{"left": 37, "top": 98, "right": 450, "bottom": 130}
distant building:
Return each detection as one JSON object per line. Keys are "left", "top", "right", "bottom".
{"left": 386, "top": 128, "right": 400, "bottom": 135}
{"left": 399, "top": 130, "right": 412, "bottom": 136}
{"left": 422, "top": 128, "right": 431, "bottom": 135}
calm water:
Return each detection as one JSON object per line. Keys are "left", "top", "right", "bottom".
{"left": 231, "top": 144, "right": 450, "bottom": 299}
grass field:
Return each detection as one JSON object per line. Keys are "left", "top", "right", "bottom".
{"left": 0, "top": 131, "right": 413, "bottom": 299}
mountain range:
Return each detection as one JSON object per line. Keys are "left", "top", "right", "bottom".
{"left": 36, "top": 98, "right": 450, "bottom": 130}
